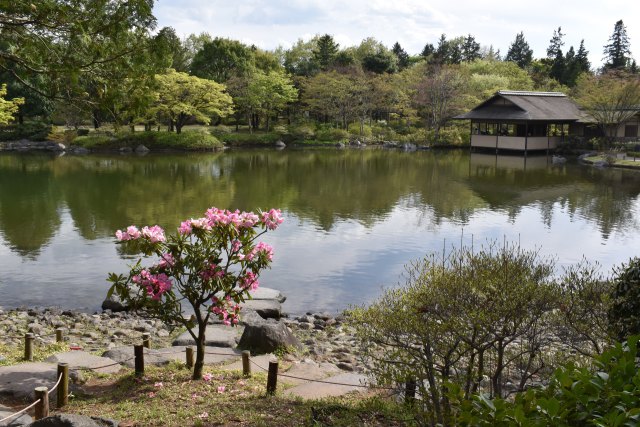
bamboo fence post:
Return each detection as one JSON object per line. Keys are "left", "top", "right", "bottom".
{"left": 134, "top": 345, "right": 144, "bottom": 376}
{"left": 142, "top": 332, "right": 150, "bottom": 349}
{"left": 186, "top": 347, "right": 194, "bottom": 369}
{"left": 24, "top": 333, "right": 34, "bottom": 361}
{"left": 55, "top": 328, "right": 64, "bottom": 343}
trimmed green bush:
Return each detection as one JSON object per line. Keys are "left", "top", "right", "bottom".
{"left": 0, "top": 122, "right": 52, "bottom": 141}
{"left": 72, "top": 130, "right": 223, "bottom": 150}
{"left": 219, "top": 131, "right": 281, "bottom": 146}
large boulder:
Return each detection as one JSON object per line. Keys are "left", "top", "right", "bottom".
{"left": 239, "top": 299, "right": 281, "bottom": 319}
{"left": 238, "top": 319, "right": 302, "bottom": 355}
{"left": 28, "top": 414, "right": 117, "bottom": 427}
{"left": 101, "top": 295, "right": 128, "bottom": 312}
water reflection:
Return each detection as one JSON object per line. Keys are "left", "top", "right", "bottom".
{"left": 0, "top": 150, "right": 639, "bottom": 312}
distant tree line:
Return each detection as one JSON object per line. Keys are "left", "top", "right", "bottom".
{"left": 1, "top": 2, "right": 638, "bottom": 145}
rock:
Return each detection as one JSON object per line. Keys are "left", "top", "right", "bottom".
{"left": 0, "top": 403, "right": 32, "bottom": 426}
{"left": 402, "top": 143, "right": 417, "bottom": 151}
{"left": 248, "top": 287, "right": 286, "bottom": 303}
{"left": 0, "top": 362, "right": 58, "bottom": 399}
{"left": 29, "top": 414, "right": 118, "bottom": 427}
{"left": 274, "top": 140, "right": 286, "bottom": 148}
{"left": 45, "top": 351, "right": 121, "bottom": 375}
{"left": 552, "top": 155, "right": 566, "bottom": 164}
{"left": 102, "top": 294, "right": 129, "bottom": 312}
{"left": 239, "top": 309, "right": 265, "bottom": 327}
{"left": 239, "top": 299, "right": 281, "bottom": 320}
{"left": 70, "top": 147, "right": 89, "bottom": 155}
{"left": 119, "top": 147, "right": 132, "bottom": 153}
{"left": 238, "top": 319, "right": 302, "bottom": 354}
{"left": 134, "top": 144, "right": 149, "bottom": 154}
{"left": 593, "top": 160, "right": 608, "bottom": 168}
{"left": 335, "top": 142, "right": 345, "bottom": 149}
{"left": 171, "top": 324, "right": 243, "bottom": 348}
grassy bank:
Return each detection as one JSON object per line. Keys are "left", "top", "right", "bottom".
{"left": 582, "top": 154, "right": 640, "bottom": 169}
{"left": 4, "top": 363, "right": 411, "bottom": 426}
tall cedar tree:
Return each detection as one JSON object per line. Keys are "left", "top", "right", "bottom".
{"left": 392, "top": 42, "right": 410, "bottom": 70}
{"left": 604, "top": 20, "right": 632, "bottom": 70}
{"left": 547, "top": 27, "right": 566, "bottom": 83}
{"left": 313, "top": 34, "right": 339, "bottom": 70}
{"left": 462, "top": 35, "right": 481, "bottom": 62}
{"left": 421, "top": 43, "right": 435, "bottom": 58}
{"left": 506, "top": 32, "right": 533, "bottom": 69}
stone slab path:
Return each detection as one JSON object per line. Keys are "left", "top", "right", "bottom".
{"left": 46, "top": 352, "right": 121, "bottom": 375}
{"left": 171, "top": 325, "right": 243, "bottom": 348}
{"left": 0, "top": 363, "right": 58, "bottom": 400}
{"left": 285, "top": 372, "right": 371, "bottom": 400}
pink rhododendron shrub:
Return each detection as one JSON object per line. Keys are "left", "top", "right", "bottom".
{"left": 107, "top": 208, "right": 283, "bottom": 379}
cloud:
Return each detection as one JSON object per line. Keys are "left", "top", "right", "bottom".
{"left": 154, "top": 0, "right": 640, "bottom": 67}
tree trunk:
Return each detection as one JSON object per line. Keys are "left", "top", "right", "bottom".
{"left": 92, "top": 110, "right": 101, "bottom": 129}
{"left": 192, "top": 328, "right": 206, "bottom": 380}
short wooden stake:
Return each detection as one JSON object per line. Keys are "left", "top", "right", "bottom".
{"left": 34, "top": 386, "right": 49, "bottom": 420}
{"left": 57, "top": 362, "right": 69, "bottom": 409}
{"left": 242, "top": 351, "right": 251, "bottom": 378}
{"left": 25, "top": 333, "right": 34, "bottom": 361}
{"left": 55, "top": 328, "right": 64, "bottom": 343}
{"left": 266, "top": 361, "right": 278, "bottom": 395}
{"left": 134, "top": 345, "right": 144, "bottom": 376}
{"left": 405, "top": 378, "right": 417, "bottom": 405}
{"left": 186, "top": 346, "right": 194, "bottom": 369}
{"left": 142, "top": 332, "right": 150, "bottom": 349}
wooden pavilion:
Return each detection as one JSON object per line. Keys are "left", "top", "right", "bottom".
{"left": 454, "top": 91, "right": 583, "bottom": 154}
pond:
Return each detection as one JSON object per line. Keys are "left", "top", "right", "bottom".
{"left": 1, "top": 149, "right": 639, "bottom": 315}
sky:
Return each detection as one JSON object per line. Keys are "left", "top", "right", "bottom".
{"left": 154, "top": 0, "right": 640, "bottom": 69}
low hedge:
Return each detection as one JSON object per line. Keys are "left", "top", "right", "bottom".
{"left": 72, "top": 130, "right": 223, "bottom": 151}
{"left": 218, "top": 131, "right": 282, "bottom": 146}
{"left": 0, "top": 122, "right": 52, "bottom": 141}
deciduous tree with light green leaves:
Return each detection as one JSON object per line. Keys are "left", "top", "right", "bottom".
{"left": 0, "top": 83, "right": 24, "bottom": 124}
{"left": 153, "top": 70, "right": 233, "bottom": 133}
{"left": 238, "top": 70, "right": 298, "bottom": 132}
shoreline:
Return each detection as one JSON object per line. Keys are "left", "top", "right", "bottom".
{"left": 0, "top": 305, "right": 362, "bottom": 372}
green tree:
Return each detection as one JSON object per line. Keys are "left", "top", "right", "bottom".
{"left": 392, "top": 42, "right": 410, "bottom": 70}
{"left": 154, "top": 27, "right": 191, "bottom": 72}
{"left": 0, "top": 0, "right": 156, "bottom": 101}
{"left": 461, "top": 35, "right": 481, "bottom": 62}
{"left": 546, "top": 27, "right": 565, "bottom": 83}
{"left": 313, "top": 34, "right": 339, "bottom": 70}
{"left": 0, "top": 83, "right": 24, "bottom": 124}
{"left": 505, "top": 32, "right": 533, "bottom": 68}
{"left": 282, "top": 37, "right": 320, "bottom": 76}
{"left": 421, "top": 43, "right": 436, "bottom": 58}
{"left": 573, "top": 72, "right": 640, "bottom": 144}
{"left": 604, "top": 20, "right": 632, "bottom": 71}
{"left": 153, "top": 70, "right": 233, "bottom": 133}
{"left": 190, "top": 38, "right": 253, "bottom": 83}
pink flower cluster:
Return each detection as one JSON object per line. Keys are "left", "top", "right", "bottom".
{"left": 115, "top": 225, "right": 166, "bottom": 243}
{"left": 199, "top": 263, "right": 225, "bottom": 281}
{"left": 211, "top": 296, "right": 241, "bottom": 326}
{"left": 238, "top": 242, "right": 273, "bottom": 262}
{"left": 240, "top": 271, "right": 259, "bottom": 291}
{"left": 132, "top": 269, "right": 172, "bottom": 300}
{"left": 157, "top": 253, "right": 175, "bottom": 269}
{"left": 177, "top": 207, "right": 283, "bottom": 236}
{"left": 262, "top": 209, "right": 284, "bottom": 230}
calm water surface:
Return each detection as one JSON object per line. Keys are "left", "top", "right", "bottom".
{"left": 1, "top": 149, "right": 639, "bottom": 314}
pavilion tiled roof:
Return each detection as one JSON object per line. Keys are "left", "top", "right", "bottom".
{"left": 454, "top": 91, "right": 583, "bottom": 121}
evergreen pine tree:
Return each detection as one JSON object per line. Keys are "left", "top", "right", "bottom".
{"left": 433, "top": 34, "right": 450, "bottom": 64}
{"left": 421, "top": 43, "right": 435, "bottom": 58}
{"left": 392, "top": 42, "right": 410, "bottom": 70}
{"left": 505, "top": 32, "right": 533, "bottom": 68}
{"left": 575, "top": 40, "right": 591, "bottom": 73}
{"left": 313, "top": 34, "right": 339, "bottom": 70}
{"left": 603, "top": 20, "right": 631, "bottom": 70}
{"left": 462, "top": 34, "right": 481, "bottom": 62}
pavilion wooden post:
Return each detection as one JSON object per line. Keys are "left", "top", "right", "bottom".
{"left": 524, "top": 122, "right": 528, "bottom": 157}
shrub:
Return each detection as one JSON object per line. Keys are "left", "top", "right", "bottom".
{"left": 219, "top": 131, "right": 281, "bottom": 146}
{"left": 455, "top": 336, "right": 640, "bottom": 426}
{"left": 0, "top": 122, "right": 52, "bottom": 141}
{"left": 348, "top": 241, "right": 559, "bottom": 426}
{"left": 609, "top": 257, "right": 640, "bottom": 341}
{"left": 347, "top": 122, "right": 373, "bottom": 138}
{"left": 315, "top": 127, "right": 349, "bottom": 141}
{"left": 288, "top": 124, "right": 315, "bottom": 141}
{"left": 72, "top": 135, "right": 114, "bottom": 148}
{"left": 72, "top": 130, "right": 223, "bottom": 150}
